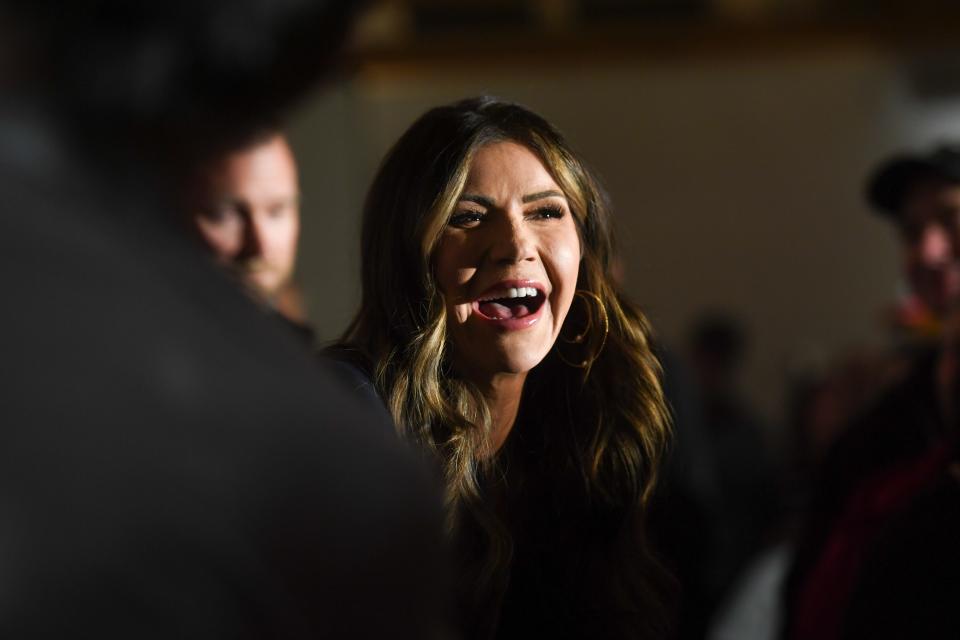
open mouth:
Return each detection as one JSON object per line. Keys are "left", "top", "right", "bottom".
{"left": 475, "top": 285, "right": 546, "bottom": 320}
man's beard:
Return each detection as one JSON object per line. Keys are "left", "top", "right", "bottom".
{"left": 231, "top": 258, "right": 287, "bottom": 302}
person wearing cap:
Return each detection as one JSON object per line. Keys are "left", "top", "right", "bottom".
{"left": 868, "top": 145, "right": 960, "bottom": 325}
{"left": 782, "top": 146, "right": 960, "bottom": 640}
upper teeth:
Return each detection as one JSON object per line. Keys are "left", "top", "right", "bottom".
{"left": 480, "top": 287, "right": 538, "bottom": 301}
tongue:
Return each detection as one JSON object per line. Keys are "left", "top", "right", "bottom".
{"left": 479, "top": 301, "right": 530, "bottom": 319}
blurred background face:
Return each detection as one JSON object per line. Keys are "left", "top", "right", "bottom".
{"left": 191, "top": 134, "right": 300, "bottom": 299}
{"left": 433, "top": 141, "right": 581, "bottom": 383}
{"left": 899, "top": 181, "right": 960, "bottom": 316}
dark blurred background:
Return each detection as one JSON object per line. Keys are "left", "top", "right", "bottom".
{"left": 289, "top": 0, "right": 960, "bottom": 426}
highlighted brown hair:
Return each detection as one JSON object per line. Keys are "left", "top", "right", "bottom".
{"left": 336, "top": 96, "right": 673, "bottom": 636}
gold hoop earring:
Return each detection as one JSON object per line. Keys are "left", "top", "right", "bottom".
{"left": 555, "top": 289, "right": 609, "bottom": 372}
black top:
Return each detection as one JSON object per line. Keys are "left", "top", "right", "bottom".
{"left": 458, "top": 375, "right": 671, "bottom": 640}
{"left": 325, "top": 351, "right": 672, "bottom": 639}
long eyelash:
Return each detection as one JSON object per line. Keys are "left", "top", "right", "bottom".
{"left": 448, "top": 210, "right": 485, "bottom": 226}
{"left": 534, "top": 205, "right": 565, "bottom": 218}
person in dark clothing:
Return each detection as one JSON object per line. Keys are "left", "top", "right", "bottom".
{"left": 782, "top": 145, "right": 960, "bottom": 640}
{"left": 658, "top": 313, "right": 780, "bottom": 638}
{"left": 332, "top": 97, "right": 675, "bottom": 640}
{"left": 690, "top": 314, "right": 780, "bottom": 579}
{"left": 647, "top": 347, "right": 718, "bottom": 640}
{"left": 0, "top": 1, "right": 449, "bottom": 638}
{"left": 842, "top": 451, "right": 960, "bottom": 640}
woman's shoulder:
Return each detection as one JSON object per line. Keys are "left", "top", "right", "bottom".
{"left": 318, "top": 345, "right": 383, "bottom": 407}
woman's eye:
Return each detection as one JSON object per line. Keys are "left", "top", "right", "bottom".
{"left": 530, "top": 205, "right": 565, "bottom": 220}
{"left": 448, "top": 210, "right": 485, "bottom": 228}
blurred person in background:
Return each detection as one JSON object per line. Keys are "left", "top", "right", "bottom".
{"left": 647, "top": 346, "right": 717, "bottom": 640}
{"left": 332, "top": 96, "right": 675, "bottom": 640}
{"left": 782, "top": 145, "right": 960, "bottom": 639}
{"left": 185, "top": 129, "right": 314, "bottom": 342}
{"left": 0, "top": 1, "right": 449, "bottom": 638}
{"left": 877, "top": 147, "right": 960, "bottom": 330}
{"left": 654, "top": 313, "right": 780, "bottom": 640}
{"left": 687, "top": 314, "right": 780, "bottom": 625}
{"left": 708, "top": 348, "right": 898, "bottom": 640}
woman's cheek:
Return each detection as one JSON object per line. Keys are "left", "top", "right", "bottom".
{"left": 550, "top": 238, "right": 582, "bottom": 293}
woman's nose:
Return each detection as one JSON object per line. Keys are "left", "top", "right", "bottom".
{"left": 487, "top": 214, "right": 535, "bottom": 266}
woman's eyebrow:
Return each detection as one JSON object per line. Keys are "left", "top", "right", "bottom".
{"left": 459, "top": 194, "right": 496, "bottom": 208}
{"left": 522, "top": 190, "right": 565, "bottom": 203}
{"left": 458, "top": 191, "right": 565, "bottom": 207}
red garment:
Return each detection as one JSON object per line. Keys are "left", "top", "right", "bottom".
{"left": 790, "top": 441, "right": 952, "bottom": 640}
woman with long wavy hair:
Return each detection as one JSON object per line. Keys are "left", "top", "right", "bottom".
{"left": 333, "top": 96, "right": 674, "bottom": 639}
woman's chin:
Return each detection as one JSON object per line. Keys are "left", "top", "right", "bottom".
{"left": 451, "top": 321, "right": 559, "bottom": 381}
{"left": 476, "top": 348, "right": 551, "bottom": 379}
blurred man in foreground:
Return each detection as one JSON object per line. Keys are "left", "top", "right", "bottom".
{"left": 0, "top": 1, "right": 448, "bottom": 637}
{"left": 783, "top": 146, "right": 960, "bottom": 639}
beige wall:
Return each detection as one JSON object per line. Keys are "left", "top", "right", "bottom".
{"left": 287, "top": 49, "right": 960, "bottom": 422}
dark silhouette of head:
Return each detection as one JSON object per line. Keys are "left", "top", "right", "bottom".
{"left": 1, "top": 0, "right": 365, "bottom": 172}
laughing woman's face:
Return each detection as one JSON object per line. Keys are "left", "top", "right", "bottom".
{"left": 433, "top": 141, "right": 581, "bottom": 384}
